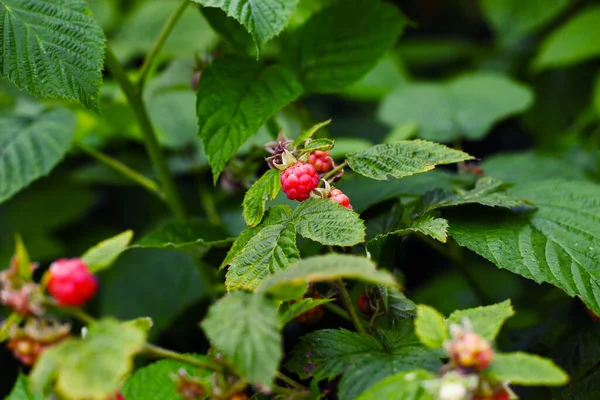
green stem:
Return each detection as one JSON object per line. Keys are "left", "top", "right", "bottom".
{"left": 276, "top": 372, "right": 307, "bottom": 391}
{"left": 198, "top": 182, "right": 221, "bottom": 226}
{"left": 323, "top": 302, "right": 352, "bottom": 321}
{"left": 143, "top": 343, "right": 218, "bottom": 370}
{"left": 104, "top": 46, "right": 186, "bottom": 220}
{"left": 336, "top": 279, "right": 368, "bottom": 335}
{"left": 77, "top": 143, "right": 164, "bottom": 199}
{"left": 323, "top": 160, "right": 348, "bottom": 181}
{"left": 136, "top": 0, "right": 190, "bottom": 89}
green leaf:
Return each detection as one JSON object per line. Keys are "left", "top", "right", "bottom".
{"left": 0, "top": 0, "right": 105, "bottom": 111}
{"left": 303, "top": 138, "right": 334, "bottom": 152}
{"left": 448, "top": 180, "right": 600, "bottom": 314}
{"left": 201, "top": 7, "right": 254, "bottom": 51}
{"left": 286, "top": 327, "right": 441, "bottom": 400}
{"left": 417, "top": 177, "right": 524, "bottom": 215}
{"left": 257, "top": 254, "right": 398, "bottom": 299}
{"left": 447, "top": 300, "right": 514, "bottom": 341}
{"left": 370, "top": 216, "right": 449, "bottom": 254}
{"left": 192, "top": 0, "right": 299, "bottom": 48}
{"left": 292, "top": 120, "right": 332, "bottom": 147}
{"left": 481, "top": 152, "right": 592, "bottom": 184}
{"left": 378, "top": 73, "right": 534, "bottom": 142}
{"left": 226, "top": 220, "right": 298, "bottom": 291}
{"left": 377, "top": 286, "right": 417, "bottom": 320}
{"left": 201, "top": 291, "right": 281, "bottom": 386}
{"left": 280, "top": 297, "right": 333, "bottom": 325}
{"left": 196, "top": 55, "right": 303, "bottom": 181}
{"left": 221, "top": 205, "right": 292, "bottom": 269}
{"left": 533, "top": 6, "right": 600, "bottom": 70}
{"left": 123, "top": 358, "right": 212, "bottom": 400}
{"left": 481, "top": 0, "right": 573, "bottom": 44}
{"left": 347, "top": 140, "right": 473, "bottom": 181}
{"left": 100, "top": 249, "right": 209, "bottom": 337}
{"left": 0, "top": 109, "right": 75, "bottom": 204}
{"left": 354, "top": 370, "right": 435, "bottom": 400}
{"left": 133, "top": 220, "right": 233, "bottom": 258}
{"left": 284, "top": 0, "right": 405, "bottom": 93}
{"left": 293, "top": 199, "right": 365, "bottom": 246}
{"left": 243, "top": 169, "right": 282, "bottom": 227}
{"left": 415, "top": 305, "right": 448, "bottom": 348}
{"left": 14, "top": 235, "right": 31, "bottom": 280}
{"left": 0, "top": 313, "right": 22, "bottom": 343}
{"left": 82, "top": 230, "right": 134, "bottom": 273}
{"left": 6, "top": 374, "right": 42, "bottom": 400}
{"left": 30, "top": 319, "right": 146, "bottom": 400}
{"left": 487, "top": 352, "right": 569, "bottom": 386}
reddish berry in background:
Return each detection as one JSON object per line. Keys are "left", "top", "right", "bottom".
{"left": 357, "top": 292, "right": 371, "bottom": 315}
{"left": 280, "top": 162, "right": 319, "bottom": 201}
{"left": 228, "top": 393, "right": 249, "bottom": 400}
{"left": 107, "top": 393, "right": 125, "bottom": 400}
{"left": 473, "top": 390, "right": 510, "bottom": 400}
{"left": 308, "top": 150, "right": 333, "bottom": 173}
{"left": 446, "top": 330, "right": 494, "bottom": 370}
{"left": 329, "top": 188, "right": 353, "bottom": 210}
{"left": 47, "top": 258, "right": 98, "bottom": 307}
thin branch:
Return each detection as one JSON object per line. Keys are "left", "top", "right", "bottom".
{"left": 77, "top": 143, "right": 164, "bottom": 199}
{"left": 137, "top": 0, "right": 190, "bottom": 89}
{"left": 104, "top": 45, "right": 186, "bottom": 220}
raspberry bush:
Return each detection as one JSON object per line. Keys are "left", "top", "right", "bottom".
{"left": 1, "top": 1, "right": 599, "bottom": 399}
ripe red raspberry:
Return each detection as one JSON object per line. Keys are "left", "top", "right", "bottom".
{"left": 107, "top": 393, "right": 125, "bottom": 400}
{"left": 280, "top": 162, "right": 319, "bottom": 201}
{"left": 47, "top": 258, "right": 98, "bottom": 307}
{"left": 329, "top": 188, "right": 353, "bottom": 210}
{"left": 357, "top": 292, "right": 371, "bottom": 315}
{"left": 294, "top": 304, "right": 324, "bottom": 324}
{"left": 308, "top": 150, "right": 333, "bottom": 173}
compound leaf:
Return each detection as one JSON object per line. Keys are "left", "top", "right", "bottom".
{"left": 284, "top": 0, "right": 405, "bottom": 92}
{"left": 30, "top": 319, "right": 146, "bottom": 400}
{"left": 192, "top": 0, "right": 299, "bottom": 48}
{"left": 487, "top": 352, "right": 569, "bottom": 386}
{"left": 0, "top": 0, "right": 105, "bottom": 111}
{"left": 347, "top": 140, "right": 473, "bottom": 181}
{"left": 196, "top": 55, "right": 302, "bottom": 182}
{"left": 293, "top": 199, "right": 365, "bottom": 246}
{"left": 449, "top": 180, "right": 600, "bottom": 315}
{"left": 201, "top": 291, "right": 281, "bottom": 386}
{"left": 243, "top": 169, "right": 281, "bottom": 227}
{"left": 0, "top": 109, "right": 75, "bottom": 204}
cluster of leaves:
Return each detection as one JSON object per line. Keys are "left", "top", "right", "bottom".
{"left": 1, "top": 0, "right": 600, "bottom": 399}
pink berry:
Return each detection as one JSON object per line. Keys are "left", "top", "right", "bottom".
{"left": 308, "top": 150, "right": 333, "bottom": 173}
{"left": 280, "top": 162, "right": 319, "bottom": 201}
{"left": 47, "top": 258, "right": 98, "bottom": 307}
{"left": 329, "top": 188, "right": 353, "bottom": 210}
